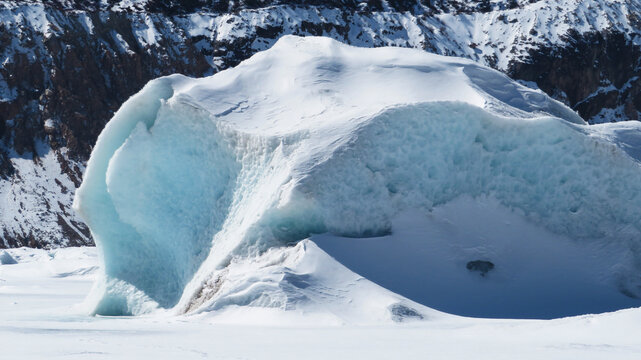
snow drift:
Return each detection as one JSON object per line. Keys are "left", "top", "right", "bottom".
{"left": 74, "top": 36, "right": 641, "bottom": 320}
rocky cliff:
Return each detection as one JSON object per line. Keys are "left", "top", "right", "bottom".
{"left": 1, "top": 0, "right": 640, "bottom": 248}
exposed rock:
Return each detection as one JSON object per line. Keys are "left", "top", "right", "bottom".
{"left": 509, "top": 30, "right": 641, "bottom": 123}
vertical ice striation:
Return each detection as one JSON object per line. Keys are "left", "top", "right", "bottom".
{"left": 74, "top": 76, "right": 240, "bottom": 313}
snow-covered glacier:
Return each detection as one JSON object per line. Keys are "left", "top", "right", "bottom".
{"left": 74, "top": 36, "right": 641, "bottom": 320}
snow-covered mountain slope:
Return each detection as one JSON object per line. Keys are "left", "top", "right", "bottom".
{"left": 2, "top": 0, "right": 641, "bottom": 248}
{"left": 0, "top": 143, "right": 89, "bottom": 248}
{"left": 74, "top": 37, "right": 641, "bottom": 319}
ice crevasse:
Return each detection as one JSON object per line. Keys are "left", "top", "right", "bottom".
{"left": 74, "top": 36, "right": 641, "bottom": 321}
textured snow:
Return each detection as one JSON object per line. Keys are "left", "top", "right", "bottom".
{"left": 74, "top": 36, "right": 641, "bottom": 319}
{"left": 587, "top": 121, "right": 641, "bottom": 162}
{"left": 2, "top": 246, "right": 641, "bottom": 359}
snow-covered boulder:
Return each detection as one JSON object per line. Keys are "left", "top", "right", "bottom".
{"left": 74, "top": 36, "right": 641, "bottom": 320}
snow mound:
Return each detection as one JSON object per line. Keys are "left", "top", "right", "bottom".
{"left": 0, "top": 250, "right": 17, "bottom": 265}
{"left": 74, "top": 36, "right": 641, "bottom": 320}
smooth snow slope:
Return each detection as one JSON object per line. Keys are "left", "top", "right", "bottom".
{"left": 74, "top": 36, "right": 641, "bottom": 319}
{"left": 3, "top": 248, "right": 641, "bottom": 360}
{"left": 314, "top": 197, "right": 641, "bottom": 318}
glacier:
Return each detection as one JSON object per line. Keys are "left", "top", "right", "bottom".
{"left": 74, "top": 36, "right": 641, "bottom": 319}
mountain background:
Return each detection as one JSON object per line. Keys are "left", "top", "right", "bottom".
{"left": 1, "top": 0, "right": 640, "bottom": 248}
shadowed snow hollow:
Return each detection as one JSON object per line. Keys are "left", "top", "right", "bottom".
{"left": 74, "top": 36, "right": 641, "bottom": 320}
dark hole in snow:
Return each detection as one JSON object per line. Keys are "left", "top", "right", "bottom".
{"left": 466, "top": 260, "right": 495, "bottom": 277}
{"left": 337, "top": 226, "right": 392, "bottom": 238}
{"left": 389, "top": 304, "right": 424, "bottom": 322}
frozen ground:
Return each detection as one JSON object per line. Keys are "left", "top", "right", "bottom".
{"left": 1, "top": 247, "right": 641, "bottom": 359}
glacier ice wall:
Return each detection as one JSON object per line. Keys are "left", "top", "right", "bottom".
{"left": 74, "top": 36, "right": 641, "bottom": 318}
{"left": 73, "top": 77, "right": 242, "bottom": 312}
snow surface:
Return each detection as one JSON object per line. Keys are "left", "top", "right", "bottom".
{"left": 74, "top": 36, "right": 641, "bottom": 320}
{"left": 314, "top": 196, "right": 640, "bottom": 319}
{"left": 1, "top": 246, "right": 641, "bottom": 359}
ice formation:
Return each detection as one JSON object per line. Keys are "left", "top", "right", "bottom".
{"left": 74, "top": 36, "right": 641, "bottom": 319}
{"left": 0, "top": 250, "right": 17, "bottom": 265}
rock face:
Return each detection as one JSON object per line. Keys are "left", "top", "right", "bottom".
{"left": 1, "top": 0, "right": 640, "bottom": 248}
{"left": 510, "top": 30, "right": 641, "bottom": 122}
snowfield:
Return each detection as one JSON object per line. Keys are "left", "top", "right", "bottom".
{"left": 1, "top": 246, "right": 641, "bottom": 359}
{"left": 71, "top": 36, "right": 641, "bottom": 321}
